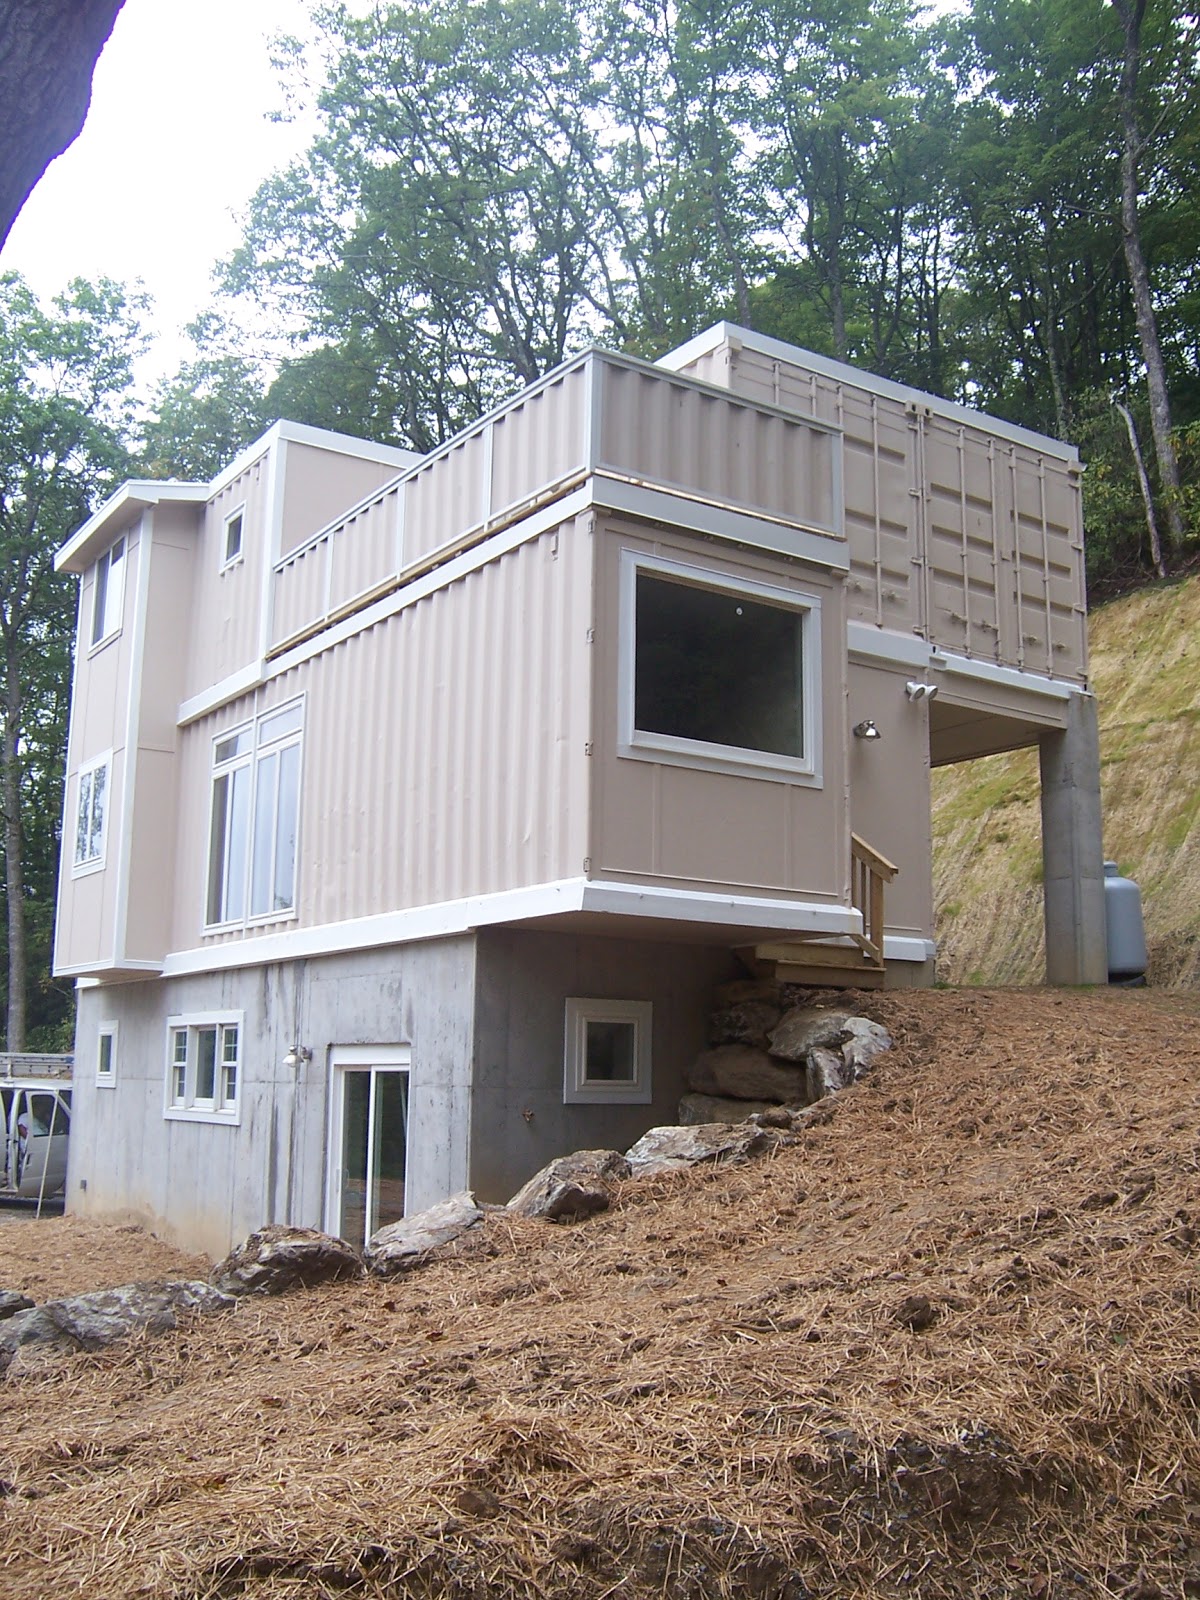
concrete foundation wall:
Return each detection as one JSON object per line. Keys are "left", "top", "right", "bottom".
{"left": 68, "top": 936, "right": 476, "bottom": 1258}
{"left": 469, "top": 927, "right": 738, "bottom": 1204}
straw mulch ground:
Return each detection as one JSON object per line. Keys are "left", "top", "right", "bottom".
{"left": 2, "top": 986, "right": 1199, "bottom": 1599}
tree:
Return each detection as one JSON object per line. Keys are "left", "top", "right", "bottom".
{"left": 0, "top": 272, "right": 142, "bottom": 1047}
{"left": 142, "top": 314, "right": 270, "bottom": 482}
{"left": 0, "top": 0, "right": 125, "bottom": 251}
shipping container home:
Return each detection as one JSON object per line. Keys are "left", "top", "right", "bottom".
{"left": 53, "top": 327, "right": 1104, "bottom": 1255}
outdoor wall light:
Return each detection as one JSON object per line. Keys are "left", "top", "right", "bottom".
{"left": 852, "top": 719, "right": 882, "bottom": 740}
{"left": 905, "top": 681, "right": 940, "bottom": 701}
{"left": 283, "top": 1045, "right": 313, "bottom": 1071}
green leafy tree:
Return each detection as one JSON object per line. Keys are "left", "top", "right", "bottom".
{"left": 142, "top": 314, "right": 270, "bottom": 482}
{"left": 0, "top": 272, "right": 142, "bottom": 1047}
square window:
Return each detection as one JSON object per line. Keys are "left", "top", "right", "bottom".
{"left": 620, "top": 553, "right": 820, "bottom": 783}
{"left": 96, "top": 1022, "right": 118, "bottom": 1088}
{"left": 564, "top": 998, "right": 652, "bottom": 1104}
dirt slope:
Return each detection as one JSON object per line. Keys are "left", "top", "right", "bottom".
{"left": 1, "top": 987, "right": 1199, "bottom": 1600}
{"left": 933, "top": 574, "right": 1200, "bottom": 986}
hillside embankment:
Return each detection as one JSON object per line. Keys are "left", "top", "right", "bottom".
{"left": 0, "top": 986, "right": 1198, "bottom": 1599}
{"left": 934, "top": 574, "right": 1200, "bottom": 986}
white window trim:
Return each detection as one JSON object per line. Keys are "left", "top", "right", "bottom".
{"left": 205, "top": 697, "right": 304, "bottom": 931}
{"left": 96, "top": 1021, "right": 118, "bottom": 1088}
{"left": 564, "top": 997, "right": 653, "bottom": 1105}
{"left": 617, "top": 549, "right": 822, "bottom": 787}
{"left": 163, "top": 1010, "right": 243, "bottom": 1125}
{"left": 221, "top": 503, "right": 246, "bottom": 571}
{"left": 89, "top": 536, "right": 126, "bottom": 651}
{"left": 72, "top": 751, "right": 112, "bottom": 876}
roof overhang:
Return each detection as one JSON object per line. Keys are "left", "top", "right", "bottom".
{"left": 54, "top": 481, "right": 208, "bottom": 573}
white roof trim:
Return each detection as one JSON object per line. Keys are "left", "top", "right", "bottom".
{"left": 659, "top": 322, "right": 1080, "bottom": 464}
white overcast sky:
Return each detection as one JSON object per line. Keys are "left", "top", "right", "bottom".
{"left": 1, "top": 0, "right": 318, "bottom": 386}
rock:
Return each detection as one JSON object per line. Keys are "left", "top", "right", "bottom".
{"left": 712, "top": 978, "right": 782, "bottom": 1008}
{"left": 842, "top": 1017, "right": 892, "bottom": 1078}
{"left": 212, "top": 1225, "right": 362, "bottom": 1296}
{"left": 749, "top": 1106, "right": 796, "bottom": 1129}
{"left": 687, "top": 1043, "right": 808, "bottom": 1103}
{"left": 678, "top": 1092, "right": 782, "bottom": 1125}
{"left": 708, "top": 999, "right": 783, "bottom": 1048}
{"left": 806, "top": 1045, "right": 853, "bottom": 1101}
{"left": 365, "top": 1192, "right": 484, "bottom": 1274}
{"left": 0, "top": 1280, "right": 234, "bottom": 1375}
{"left": 0, "top": 1291, "right": 34, "bottom": 1320}
{"left": 625, "top": 1121, "right": 786, "bottom": 1177}
{"left": 894, "top": 1294, "right": 939, "bottom": 1331}
{"left": 506, "top": 1152, "right": 629, "bottom": 1223}
{"left": 768, "top": 1007, "right": 854, "bottom": 1061}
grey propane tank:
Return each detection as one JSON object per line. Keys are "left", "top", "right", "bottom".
{"left": 1103, "top": 860, "right": 1148, "bottom": 983}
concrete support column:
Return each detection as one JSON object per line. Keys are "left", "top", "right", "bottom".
{"left": 1039, "top": 690, "right": 1107, "bottom": 985}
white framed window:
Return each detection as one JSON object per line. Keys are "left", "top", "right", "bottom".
{"left": 564, "top": 998, "right": 653, "bottom": 1105}
{"left": 222, "top": 506, "right": 245, "bottom": 569}
{"left": 206, "top": 699, "right": 303, "bottom": 927}
{"left": 96, "top": 1022, "right": 118, "bottom": 1087}
{"left": 73, "top": 753, "right": 111, "bottom": 873}
{"left": 618, "top": 551, "right": 822, "bottom": 784}
{"left": 91, "top": 536, "right": 126, "bottom": 647}
{"left": 164, "top": 1013, "right": 242, "bottom": 1123}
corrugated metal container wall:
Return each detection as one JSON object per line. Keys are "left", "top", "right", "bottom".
{"left": 271, "top": 485, "right": 402, "bottom": 652}
{"left": 183, "top": 455, "right": 270, "bottom": 700}
{"left": 597, "top": 363, "right": 840, "bottom": 538}
{"left": 174, "top": 515, "right": 593, "bottom": 952}
{"left": 489, "top": 362, "right": 588, "bottom": 522}
{"left": 681, "top": 345, "right": 1087, "bottom": 684}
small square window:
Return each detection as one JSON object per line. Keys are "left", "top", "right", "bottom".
{"left": 564, "top": 998, "right": 652, "bottom": 1104}
{"left": 96, "top": 1022, "right": 118, "bottom": 1088}
{"left": 223, "top": 509, "right": 244, "bottom": 568}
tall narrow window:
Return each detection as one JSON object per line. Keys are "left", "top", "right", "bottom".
{"left": 74, "top": 755, "right": 110, "bottom": 870}
{"left": 206, "top": 701, "right": 303, "bottom": 927}
{"left": 91, "top": 536, "right": 126, "bottom": 646}
{"left": 96, "top": 1022, "right": 118, "bottom": 1088}
{"left": 223, "top": 509, "right": 244, "bottom": 567}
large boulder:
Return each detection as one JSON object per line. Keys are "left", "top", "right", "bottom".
{"left": 507, "top": 1151, "right": 630, "bottom": 1223}
{"left": 365, "top": 1192, "right": 485, "bottom": 1274}
{"left": 842, "top": 1016, "right": 893, "bottom": 1077}
{"left": 626, "top": 1121, "right": 788, "bottom": 1177}
{"left": 212, "top": 1225, "right": 362, "bottom": 1296}
{"left": 687, "top": 1043, "right": 808, "bottom": 1103}
{"left": 0, "top": 1290, "right": 34, "bottom": 1320}
{"left": 678, "top": 1092, "right": 785, "bottom": 1125}
{"left": 0, "top": 1280, "right": 234, "bottom": 1376}
{"left": 708, "top": 998, "right": 783, "bottom": 1049}
{"left": 767, "top": 1007, "right": 854, "bottom": 1062}
{"left": 806, "top": 1045, "right": 854, "bottom": 1101}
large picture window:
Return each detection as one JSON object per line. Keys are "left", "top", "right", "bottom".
{"left": 207, "top": 700, "right": 302, "bottom": 927}
{"left": 620, "top": 553, "right": 820, "bottom": 781}
{"left": 73, "top": 754, "right": 110, "bottom": 871}
{"left": 165, "top": 1014, "right": 241, "bottom": 1122}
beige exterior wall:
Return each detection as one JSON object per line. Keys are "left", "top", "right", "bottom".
{"left": 182, "top": 454, "right": 271, "bottom": 698}
{"left": 670, "top": 334, "right": 1087, "bottom": 686}
{"left": 589, "top": 516, "right": 849, "bottom": 906}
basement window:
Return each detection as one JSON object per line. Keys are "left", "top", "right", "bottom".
{"left": 564, "top": 998, "right": 652, "bottom": 1105}
{"left": 164, "top": 1013, "right": 242, "bottom": 1124}
{"left": 619, "top": 552, "right": 820, "bottom": 782}
{"left": 96, "top": 1022, "right": 118, "bottom": 1088}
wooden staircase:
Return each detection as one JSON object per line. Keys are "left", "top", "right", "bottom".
{"left": 739, "top": 834, "right": 898, "bottom": 989}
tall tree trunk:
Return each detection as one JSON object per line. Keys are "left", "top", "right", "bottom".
{"left": 2, "top": 641, "right": 25, "bottom": 1050}
{"left": 1110, "top": 0, "right": 1186, "bottom": 553}
{"left": 1113, "top": 394, "right": 1167, "bottom": 577}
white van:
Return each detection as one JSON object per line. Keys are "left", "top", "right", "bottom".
{"left": 0, "top": 1057, "right": 72, "bottom": 1203}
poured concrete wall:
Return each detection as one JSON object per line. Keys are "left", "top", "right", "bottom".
{"left": 68, "top": 936, "right": 476, "bottom": 1258}
{"left": 469, "top": 927, "right": 738, "bottom": 1204}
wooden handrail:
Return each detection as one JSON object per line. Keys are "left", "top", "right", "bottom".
{"left": 851, "top": 834, "right": 897, "bottom": 966}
